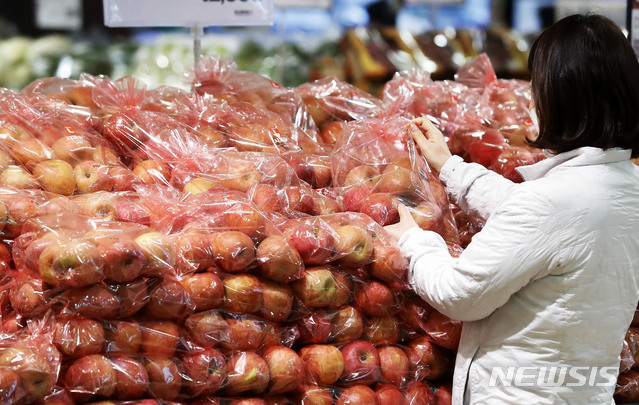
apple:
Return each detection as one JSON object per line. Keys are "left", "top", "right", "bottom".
{"left": 0, "top": 342, "right": 57, "bottom": 403}
{"left": 183, "top": 177, "right": 221, "bottom": 196}
{"left": 319, "top": 120, "right": 344, "bottom": 145}
{"left": 406, "top": 336, "right": 453, "bottom": 382}
{"left": 300, "top": 344, "right": 344, "bottom": 386}
{"left": 144, "top": 356, "right": 182, "bottom": 401}
{"left": 329, "top": 270, "right": 353, "bottom": 309}
{"left": 284, "top": 218, "right": 336, "bottom": 265}
{"left": 255, "top": 235, "right": 304, "bottom": 283}
{"left": 377, "top": 345, "right": 409, "bottom": 386}
{"left": 353, "top": 280, "right": 398, "bottom": 318}
{"left": 110, "top": 166, "right": 141, "bottom": 192}
{"left": 113, "top": 201, "right": 151, "bottom": 226}
{"left": 104, "top": 320, "right": 142, "bottom": 354}
{"left": 259, "top": 279, "right": 294, "bottom": 322}
{"left": 180, "top": 272, "right": 224, "bottom": 311}
{"left": 62, "top": 282, "right": 121, "bottom": 319}
{"left": 344, "top": 165, "right": 380, "bottom": 188}
{"left": 336, "top": 385, "right": 378, "bottom": 405}
{"left": 223, "top": 351, "right": 270, "bottom": 396}
{"left": 397, "top": 296, "right": 434, "bottom": 333}
{"left": 38, "top": 239, "right": 104, "bottom": 287}
{"left": 313, "top": 193, "right": 341, "bottom": 216}
{"left": 93, "top": 145, "right": 122, "bottom": 166}
{"left": 0, "top": 368, "right": 21, "bottom": 404}
{"left": 360, "top": 193, "right": 399, "bottom": 226}
{"left": 143, "top": 277, "right": 194, "bottom": 320}
{"left": 53, "top": 316, "right": 105, "bottom": 357}
{"left": 340, "top": 340, "right": 381, "bottom": 386}
{"left": 307, "top": 155, "right": 333, "bottom": 188}
{"left": 283, "top": 186, "right": 315, "bottom": 215}
{"left": 291, "top": 267, "right": 337, "bottom": 308}
{"left": 248, "top": 183, "right": 284, "bottom": 213}
{"left": 112, "top": 278, "right": 149, "bottom": 318}
{"left": 0, "top": 123, "right": 31, "bottom": 147}
{"left": 0, "top": 165, "right": 40, "bottom": 189}
{"left": 64, "top": 354, "right": 116, "bottom": 402}
{"left": 12, "top": 138, "right": 54, "bottom": 169}
{"left": 421, "top": 310, "right": 462, "bottom": 351}
{"left": 363, "top": 316, "right": 401, "bottom": 345}
{"left": 51, "top": 135, "right": 94, "bottom": 166}
{"left": 132, "top": 159, "right": 171, "bottom": 185}
{"left": 174, "top": 230, "right": 215, "bottom": 273}
{"left": 8, "top": 278, "right": 46, "bottom": 317}
{"left": 223, "top": 202, "right": 266, "bottom": 239}
{"left": 491, "top": 145, "right": 537, "bottom": 183}
{"left": 375, "top": 158, "right": 417, "bottom": 196}
{"left": 134, "top": 231, "right": 175, "bottom": 277}
{"left": 102, "top": 111, "right": 148, "bottom": 151}
{"left": 111, "top": 356, "right": 149, "bottom": 400}
{"left": 296, "top": 309, "right": 332, "bottom": 345}
{"left": 261, "top": 319, "right": 289, "bottom": 348}
{"left": 3, "top": 195, "right": 40, "bottom": 237}
{"left": 409, "top": 201, "right": 443, "bottom": 232}
{"left": 341, "top": 185, "right": 374, "bottom": 213}
{"left": 329, "top": 305, "right": 364, "bottom": 344}
{"left": 468, "top": 132, "right": 507, "bottom": 168}
{"left": 98, "top": 237, "right": 146, "bottom": 283}
{"left": 32, "top": 159, "right": 76, "bottom": 195}
{"left": 210, "top": 230, "right": 256, "bottom": 273}
{"left": 404, "top": 381, "right": 437, "bottom": 404}
{"left": 375, "top": 383, "right": 405, "bottom": 405}
{"left": 185, "top": 309, "right": 228, "bottom": 347}
{"left": 263, "top": 345, "right": 304, "bottom": 395}
{"left": 181, "top": 347, "right": 227, "bottom": 397}
{"left": 74, "top": 160, "right": 114, "bottom": 193}
{"left": 367, "top": 239, "right": 408, "bottom": 288}
{"left": 294, "top": 384, "right": 334, "bottom": 405}
{"left": 223, "top": 274, "right": 262, "bottom": 314}
{"left": 334, "top": 224, "right": 374, "bottom": 268}
{"left": 140, "top": 320, "right": 180, "bottom": 358}
{"left": 231, "top": 399, "right": 268, "bottom": 405}
{"left": 74, "top": 192, "right": 117, "bottom": 221}
{"left": 222, "top": 315, "right": 265, "bottom": 353}
{"left": 435, "top": 383, "right": 453, "bottom": 405}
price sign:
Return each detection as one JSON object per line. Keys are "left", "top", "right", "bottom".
{"left": 274, "top": 0, "right": 332, "bottom": 9}
{"left": 36, "top": 0, "right": 82, "bottom": 30}
{"left": 103, "top": 0, "right": 274, "bottom": 27}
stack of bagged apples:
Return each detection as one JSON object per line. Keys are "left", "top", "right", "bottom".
{"left": 0, "top": 53, "right": 554, "bottom": 405}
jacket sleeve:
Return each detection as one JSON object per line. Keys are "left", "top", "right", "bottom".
{"left": 399, "top": 186, "right": 557, "bottom": 322}
{"left": 439, "top": 155, "right": 517, "bottom": 221}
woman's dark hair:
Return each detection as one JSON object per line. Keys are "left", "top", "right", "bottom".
{"left": 527, "top": 13, "right": 639, "bottom": 158}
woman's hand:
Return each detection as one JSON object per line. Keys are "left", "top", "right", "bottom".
{"left": 411, "top": 116, "right": 452, "bottom": 173}
{"left": 384, "top": 204, "right": 419, "bottom": 242}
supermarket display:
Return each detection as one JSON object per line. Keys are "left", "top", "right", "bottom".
{"left": 0, "top": 47, "right": 635, "bottom": 405}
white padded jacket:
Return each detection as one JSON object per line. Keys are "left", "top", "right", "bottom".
{"left": 398, "top": 147, "right": 639, "bottom": 404}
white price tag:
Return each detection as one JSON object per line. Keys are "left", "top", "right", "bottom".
{"left": 103, "top": 0, "right": 274, "bottom": 27}
{"left": 35, "top": 0, "right": 82, "bottom": 30}
{"left": 274, "top": 0, "right": 332, "bottom": 9}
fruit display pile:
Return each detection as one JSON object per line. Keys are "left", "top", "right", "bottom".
{"left": 0, "top": 52, "right": 635, "bottom": 405}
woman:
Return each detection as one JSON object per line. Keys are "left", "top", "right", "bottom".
{"left": 384, "top": 14, "right": 639, "bottom": 404}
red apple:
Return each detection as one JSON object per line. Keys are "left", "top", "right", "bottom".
{"left": 256, "top": 235, "right": 304, "bottom": 283}
{"left": 292, "top": 267, "right": 338, "bottom": 308}
{"left": 209, "top": 230, "right": 256, "bottom": 273}
{"left": 296, "top": 309, "right": 332, "bottom": 345}
{"left": 74, "top": 160, "right": 114, "bottom": 193}
{"left": 300, "top": 344, "right": 344, "bottom": 386}
{"left": 38, "top": 239, "right": 104, "bottom": 287}
{"left": 283, "top": 186, "right": 315, "bottom": 215}
{"left": 353, "top": 280, "right": 398, "bottom": 318}
{"left": 360, "top": 193, "right": 399, "bottom": 226}
{"left": 284, "top": 218, "right": 336, "bottom": 265}
{"left": 114, "top": 201, "right": 151, "bottom": 226}
{"left": 336, "top": 385, "right": 378, "bottom": 405}
{"left": 98, "top": 237, "right": 147, "bottom": 283}
{"left": 341, "top": 185, "right": 374, "bottom": 212}
{"left": 143, "top": 277, "right": 194, "bottom": 320}
{"left": 340, "top": 340, "right": 381, "bottom": 386}
{"left": 111, "top": 356, "right": 149, "bottom": 400}
{"left": 260, "top": 279, "right": 294, "bottom": 322}
{"left": 263, "top": 345, "right": 304, "bottom": 395}
{"left": 140, "top": 320, "right": 180, "bottom": 358}
{"left": 0, "top": 368, "right": 21, "bottom": 404}
{"left": 224, "top": 351, "right": 270, "bottom": 396}
{"left": 375, "top": 158, "right": 417, "bottom": 196}
{"left": 0, "top": 123, "right": 31, "bottom": 147}
{"left": 175, "top": 229, "right": 215, "bottom": 273}
{"left": 334, "top": 224, "right": 374, "bottom": 268}
{"left": 406, "top": 336, "right": 453, "bottom": 382}
{"left": 223, "top": 274, "right": 262, "bottom": 314}
{"left": 367, "top": 239, "right": 409, "bottom": 288}
{"left": 0, "top": 342, "right": 57, "bottom": 403}
{"left": 110, "top": 166, "right": 143, "bottom": 192}
{"left": 344, "top": 164, "right": 380, "bottom": 188}
{"left": 377, "top": 345, "right": 409, "bottom": 386}
{"left": 329, "top": 306, "right": 364, "bottom": 344}
{"left": 53, "top": 317, "right": 105, "bottom": 358}
{"left": 319, "top": 120, "right": 344, "bottom": 145}
{"left": 0, "top": 165, "right": 40, "bottom": 190}
{"left": 12, "top": 138, "right": 54, "bottom": 169}
{"left": 64, "top": 354, "right": 116, "bottom": 402}
{"left": 223, "top": 202, "right": 266, "bottom": 239}
{"left": 248, "top": 183, "right": 284, "bottom": 213}
{"left": 435, "top": 383, "right": 453, "bottom": 405}
{"left": 134, "top": 231, "right": 175, "bottom": 277}
{"left": 421, "top": 310, "right": 462, "bottom": 351}
{"left": 132, "top": 159, "right": 171, "bottom": 185}
{"left": 180, "top": 272, "right": 224, "bottom": 311}
{"left": 294, "top": 384, "right": 334, "bottom": 405}
{"left": 181, "top": 347, "right": 227, "bottom": 397}
{"left": 222, "top": 315, "right": 265, "bottom": 353}
{"left": 104, "top": 320, "right": 142, "bottom": 354}
{"left": 32, "top": 159, "right": 76, "bottom": 195}
{"left": 185, "top": 309, "right": 228, "bottom": 347}
{"left": 51, "top": 135, "right": 94, "bottom": 166}
{"left": 404, "top": 381, "right": 437, "bottom": 404}
{"left": 363, "top": 316, "right": 400, "bottom": 345}
{"left": 144, "top": 356, "right": 182, "bottom": 401}
{"left": 490, "top": 145, "right": 536, "bottom": 183}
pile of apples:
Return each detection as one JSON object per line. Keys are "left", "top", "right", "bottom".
{"left": 0, "top": 54, "right": 543, "bottom": 405}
